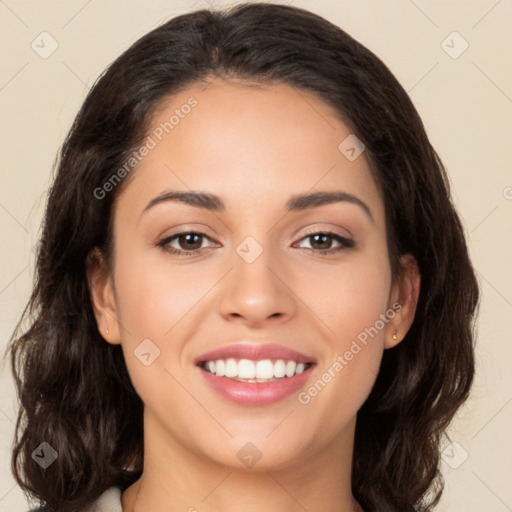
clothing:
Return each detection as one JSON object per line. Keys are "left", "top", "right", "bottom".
{"left": 28, "top": 487, "right": 122, "bottom": 512}
{"left": 83, "top": 487, "right": 123, "bottom": 512}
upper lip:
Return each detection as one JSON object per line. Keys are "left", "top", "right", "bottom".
{"left": 195, "top": 342, "right": 316, "bottom": 365}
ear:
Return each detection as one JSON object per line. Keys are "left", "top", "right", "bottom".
{"left": 86, "top": 248, "right": 122, "bottom": 345}
{"left": 385, "top": 253, "right": 421, "bottom": 349}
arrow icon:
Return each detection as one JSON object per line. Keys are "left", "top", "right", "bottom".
{"left": 338, "top": 134, "right": 365, "bottom": 161}
{"left": 31, "top": 442, "right": 58, "bottom": 468}
{"left": 134, "top": 339, "right": 161, "bottom": 366}
{"left": 440, "top": 31, "right": 468, "bottom": 59}
{"left": 236, "top": 236, "right": 263, "bottom": 263}
{"left": 441, "top": 441, "right": 468, "bottom": 469}
{"left": 31, "top": 31, "right": 59, "bottom": 59}
{"left": 237, "top": 442, "right": 263, "bottom": 467}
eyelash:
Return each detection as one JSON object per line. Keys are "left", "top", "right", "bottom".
{"left": 156, "top": 229, "right": 355, "bottom": 256}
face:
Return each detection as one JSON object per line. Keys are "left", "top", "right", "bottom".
{"left": 89, "top": 78, "right": 419, "bottom": 472}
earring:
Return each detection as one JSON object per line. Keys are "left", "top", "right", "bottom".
{"left": 106, "top": 328, "right": 109, "bottom": 334}
{"left": 392, "top": 329, "right": 397, "bottom": 340}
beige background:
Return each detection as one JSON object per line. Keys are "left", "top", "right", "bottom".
{"left": 0, "top": 0, "right": 511, "bottom": 510}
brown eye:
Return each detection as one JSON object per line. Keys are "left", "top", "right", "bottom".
{"left": 176, "top": 233, "right": 204, "bottom": 250}
{"left": 157, "top": 231, "right": 216, "bottom": 255}
{"left": 309, "top": 233, "right": 334, "bottom": 250}
{"left": 295, "top": 231, "right": 354, "bottom": 254}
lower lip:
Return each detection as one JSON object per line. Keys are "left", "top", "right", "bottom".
{"left": 197, "top": 365, "right": 314, "bottom": 406}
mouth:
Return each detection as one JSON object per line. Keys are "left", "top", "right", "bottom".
{"left": 195, "top": 343, "right": 317, "bottom": 406}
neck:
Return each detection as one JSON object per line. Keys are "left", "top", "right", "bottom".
{"left": 122, "top": 409, "right": 361, "bottom": 512}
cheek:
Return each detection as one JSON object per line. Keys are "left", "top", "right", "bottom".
{"left": 112, "top": 252, "right": 223, "bottom": 397}
{"left": 113, "top": 251, "right": 214, "bottom": 339}
{"left": 294, "top": 251, "right": 391, "bottom": 417}
{"left": 296, "top": 247, "right": 392, "bottom": 342}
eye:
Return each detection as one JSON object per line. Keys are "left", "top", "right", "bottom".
{"left": 157, "top": 231, "right": 217, "bottom": 256}
{"left": 294, "top": 231, "right": 354, "bottom": 254}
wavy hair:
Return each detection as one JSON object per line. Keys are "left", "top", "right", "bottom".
{"left": 6, "top": 3, "right": 479, "bottom": 511}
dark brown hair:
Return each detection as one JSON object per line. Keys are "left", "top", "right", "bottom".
{"left": 6, "top": 3, "right": 479, "bottom": 511}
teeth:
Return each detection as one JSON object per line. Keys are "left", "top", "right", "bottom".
{"left": 225, "top": 358, "right": 238, "bottom": 378}
{"left": 285, "top": 360, "right": 297, "bottom": 377}
{"left": 216, "top": 360, "right": 225, "bottom": 377}
{"left": 238, "top": 359, "right": 256, "bottom": 379}
{"left": 201, "top": 358, "right": 310, "bottom": 380}
{"left": 274, "top": 359, "right": 286, "bottom": 378}
{"left": 256, "top": 360, "right": 273, "bottom": 379}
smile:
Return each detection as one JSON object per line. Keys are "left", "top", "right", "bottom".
{"left": 195, "top": 342, "right": 316, "bottom": 406}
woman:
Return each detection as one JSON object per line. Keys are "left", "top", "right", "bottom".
{"left": 7, "top": 3, "right": 479, "bottom": 511}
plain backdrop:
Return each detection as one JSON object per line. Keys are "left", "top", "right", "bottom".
{"left": 0, "top": 1, "right": 511, "bottom": 511}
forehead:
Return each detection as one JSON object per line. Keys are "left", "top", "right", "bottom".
{"left": 116, "top": 79, "right": 384, "bottom": 224}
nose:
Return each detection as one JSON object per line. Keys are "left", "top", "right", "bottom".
{"left": 218, "top": 242, "right": 297, "bottom": 327}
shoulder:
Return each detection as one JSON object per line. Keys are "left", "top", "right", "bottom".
{"left": 26, "top": 487, "right": 123, "bottom": 512}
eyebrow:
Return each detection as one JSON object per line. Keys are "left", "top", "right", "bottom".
{"left": 142, "top": 190, "right": 374, "bottom": 223}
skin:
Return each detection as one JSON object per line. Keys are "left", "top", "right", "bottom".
{"left": 88, "top": 78, "right": 420, "bottom": 512}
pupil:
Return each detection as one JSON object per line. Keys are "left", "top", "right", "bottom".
{"left": 313, "top": 234, "right": 331, "bottom": 250}
{"left": 181, "top": 233, "right": 201, "bottom": 249}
